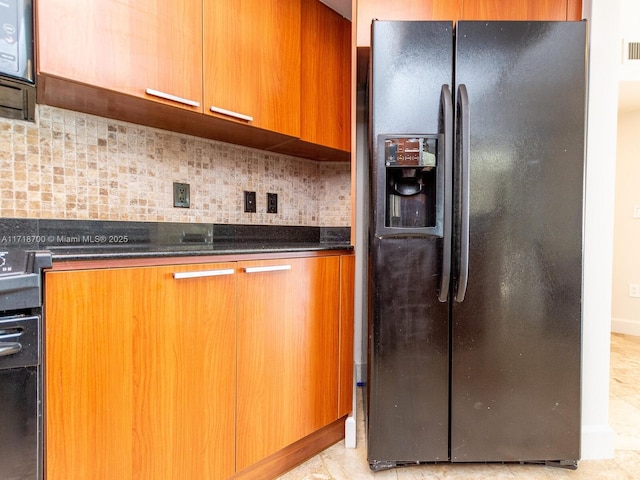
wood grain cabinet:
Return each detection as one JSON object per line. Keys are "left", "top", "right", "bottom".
{"left": 357, "top": 0, "right": 583, "bottom": 48}
{"left": 300, "top": 0, "right": 351, "bottom": 152}
{"left": 357, "top": 0, "right": 462, "bottom": 47}
{"left": 45, "top": 263, "right": 237, "bottom": 480}
{"left": 45, "top": 253, "right": 354, "bottom": 479}
{"left": 203, "top": 0, "right": 301, "bottom": 137}
{"left": 236, "top": 256, "right": 341, "bottom": 470}
{"left": 36, "top": 0, "right": 349, "bottom": 160}
{"left": 37, "top": 0, "right": 203, "bottom": 112}
{"left": 460, "top": 0, "right": 578, "bottom": 20}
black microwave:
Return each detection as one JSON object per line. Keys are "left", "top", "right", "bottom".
{"left": 0, "top": 0, "right": 35, "bottom": 121}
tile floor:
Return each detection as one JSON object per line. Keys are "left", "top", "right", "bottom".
{"left": 278, "top": 333, "right": 640, "bottom": 479}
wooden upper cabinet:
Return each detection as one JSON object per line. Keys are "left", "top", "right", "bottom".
{"left": 357, "top": 0, "right": 583, "bottom": 48}
{"left": 203, "top": 0, "right": 301, "bottom": 137}
{"left": 36, "top": 0, "right": 203, "bottom": 112}
{"left": 357, "top": 0, "right": 463, "bottom": 47}
{"left": 461, "top": 0, "right": 569, "bottom": 20}
{"left": 300, "top": 0, "right": 351, "bottom": 152}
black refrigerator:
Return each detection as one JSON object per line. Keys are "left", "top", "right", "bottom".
{"left": 366, "top": 21, "right": 586, "bottom": 470}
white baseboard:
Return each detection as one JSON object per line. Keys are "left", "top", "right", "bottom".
{"left": 611, "top": 317, "right": 640, "bottom": 336}
{"left": 345, "top": 416, "right": 357, "bottom": 449}
{"left": 581, "top": 423, "right": 615, "bottom": 460}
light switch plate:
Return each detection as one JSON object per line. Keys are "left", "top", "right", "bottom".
{"left": 634, "top": 205, "right": 640, "bottom": 219}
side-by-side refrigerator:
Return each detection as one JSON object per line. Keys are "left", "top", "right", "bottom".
{"left": 367, "top": 21, "right": 587, "bottom": 470}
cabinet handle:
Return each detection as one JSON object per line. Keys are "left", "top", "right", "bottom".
{"left": 209, "top": 105, "right": 254, "bottom": 122}
{"left": 145, "top": 88, "right": 200, "bottom": 107}
{"left": 243, "top": 265, "right": 291, "bottom": 274}
{"left": 0, "top": 342, "right": 21, "bottom": 357}
{"left": 173, "top": 269, "right": 235, "bottom": 279}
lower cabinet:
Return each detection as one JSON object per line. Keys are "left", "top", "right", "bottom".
{"left": 45, "top": 263, "right": 237, "bottom": 480}
{"left": 44, "top": 254, "right": 352, "bottom": 479}
{"left": 236, "top": 257, "right": 340, "bottom": 470}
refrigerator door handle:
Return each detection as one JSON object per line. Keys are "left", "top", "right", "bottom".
{"left": 438, "top": 84, "right": 453, "bottom": 303}
{"left": 455, "top": 84, "right": 470, "bottom": 303}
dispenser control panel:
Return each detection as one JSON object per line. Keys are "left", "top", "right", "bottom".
{"left": 384, "top": 137, "right": 437, "bottom": 168}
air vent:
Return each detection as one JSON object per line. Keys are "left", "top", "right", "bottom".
{"left": 623, "top": 39, "right": 640, "bottom": 63}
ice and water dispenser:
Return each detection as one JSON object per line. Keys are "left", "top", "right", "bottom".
{"left": 376, "top": 135, "right": 443, "bottom": 237}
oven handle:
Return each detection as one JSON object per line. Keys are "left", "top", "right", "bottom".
{"left": 0, "top": 342, "right": 22, "bottom": 357}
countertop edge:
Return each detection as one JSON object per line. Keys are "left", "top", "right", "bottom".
{"left": 48, "top": 245, "right": 355, "bottom": 271}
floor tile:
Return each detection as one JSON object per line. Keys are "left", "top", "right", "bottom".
{"left": 278, "top": 333, "right": 640, "bottom": 480}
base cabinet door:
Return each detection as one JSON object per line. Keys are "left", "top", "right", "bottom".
{"left": 45, "top": 263, "right": 236, "bottom": 480}
{"left": 236, "top": 256, "right": 341, "bottom": 471}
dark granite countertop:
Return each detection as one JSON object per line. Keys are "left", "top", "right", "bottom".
{"left": 0, "top": 219, "right": 352, "bottom": 261}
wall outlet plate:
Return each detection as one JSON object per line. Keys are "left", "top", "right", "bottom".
{"left": 244, "top": 191, "right": 256, "bottom": 213}
{"left": 173, "top": 182, "right": 190, "bottom": 208}
{"left": 267, "top": 193, "right": 278, "bottom": 214}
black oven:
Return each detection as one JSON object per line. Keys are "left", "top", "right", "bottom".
{"left": 0, "top": 250, "right": 51, "bottom": 480}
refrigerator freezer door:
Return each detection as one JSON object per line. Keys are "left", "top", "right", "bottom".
{"left": 450, "top": 21, "right": 586, "bottom": 464}
{"left": 367, "top": 20, "right": 453, "bottom": 467}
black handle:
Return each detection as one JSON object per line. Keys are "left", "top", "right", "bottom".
{"left": 0, "top": 342, "right": 22, "bottom": 357}
{"left": 455, "top": 84, "right": 470, "bottom": 303}
{"left": 438, "top": 84, "right": 453, "bottom": 303}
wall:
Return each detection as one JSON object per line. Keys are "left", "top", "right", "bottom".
{"left": 581, "top": 0, "right": 618, "bottom": 460}
{"left": 0, "top": 105, "right": 351, "bottom": 226}
{"left": 611, "top": 0, "right": 640, "bottom": 335}
{"left": 619, "top": 0, "right": 640, "bottom": 82}
{"left": 612, "top": 110, "right": 640, "bottom": 334}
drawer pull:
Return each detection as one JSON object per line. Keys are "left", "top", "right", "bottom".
{"left": 243, "top": 265, "right": 291, "bottom": 274}
{"left": 209, "top": 105, "right": 254, "bottom": 122}
{"left": 0, "top": 342, "right": 21, "bottom": 357}
{"left": 146, "top": 88, "right": 200, "bottom": 107}
{"left": 173, "top": 269, "right": 235, "bottom": 279}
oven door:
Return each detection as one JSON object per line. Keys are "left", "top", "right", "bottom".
{"left": 0, "top": 315, "right": 41, "bottom": 480}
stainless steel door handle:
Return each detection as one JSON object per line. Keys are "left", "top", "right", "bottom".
{"left": 173, "top": 269, "right": 235, "bottom": 279}
{"left": 0, "top": 342, "right": 22, "bottom": 357}
{"left": 209, "top": 106, "right": 254, "bottom": 122}
{"left": 243, "top": 265, "right": 291, "bottom": 273}
{"left": 145, "top": 88, "right": 201, "bottom": 107}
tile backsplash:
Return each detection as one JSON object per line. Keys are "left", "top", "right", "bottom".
{"left": 0, "top": 106, "right": 351, "bottom": 226}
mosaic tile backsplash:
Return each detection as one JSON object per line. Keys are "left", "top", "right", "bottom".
{"left": 0, "top": 106, "right": 351, "bottom": 226}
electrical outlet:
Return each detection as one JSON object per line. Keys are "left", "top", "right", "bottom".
{"left": 267, "top": 193, "right": 278, "bottom": 214}
{"left": 244, "top": 191, "right": 256, "bottom": 213}
{"left": 630, "top": 284, "right": 640, "bottom": 298}
{"left": 173, "top": 182, "right": 190, "bottom": 208}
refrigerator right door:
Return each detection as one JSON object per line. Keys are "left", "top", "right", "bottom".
{"left": 450, "top": 21, "right": 586, "bottom": 464}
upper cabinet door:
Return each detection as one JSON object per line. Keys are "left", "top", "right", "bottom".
{"left": 461, "top": 0, "right": 569, "bottom": 20}
{"left": 357, "top": 0, "right": 463, "bottom": 47}
{"left": 36, "top": 0, "right": 203, "bottom": 112}
{"left": 300, "top": 0, "right": 351, "bottom": 152}
{"left": 203, "top": 0, "right": 301, "bottom": 138}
